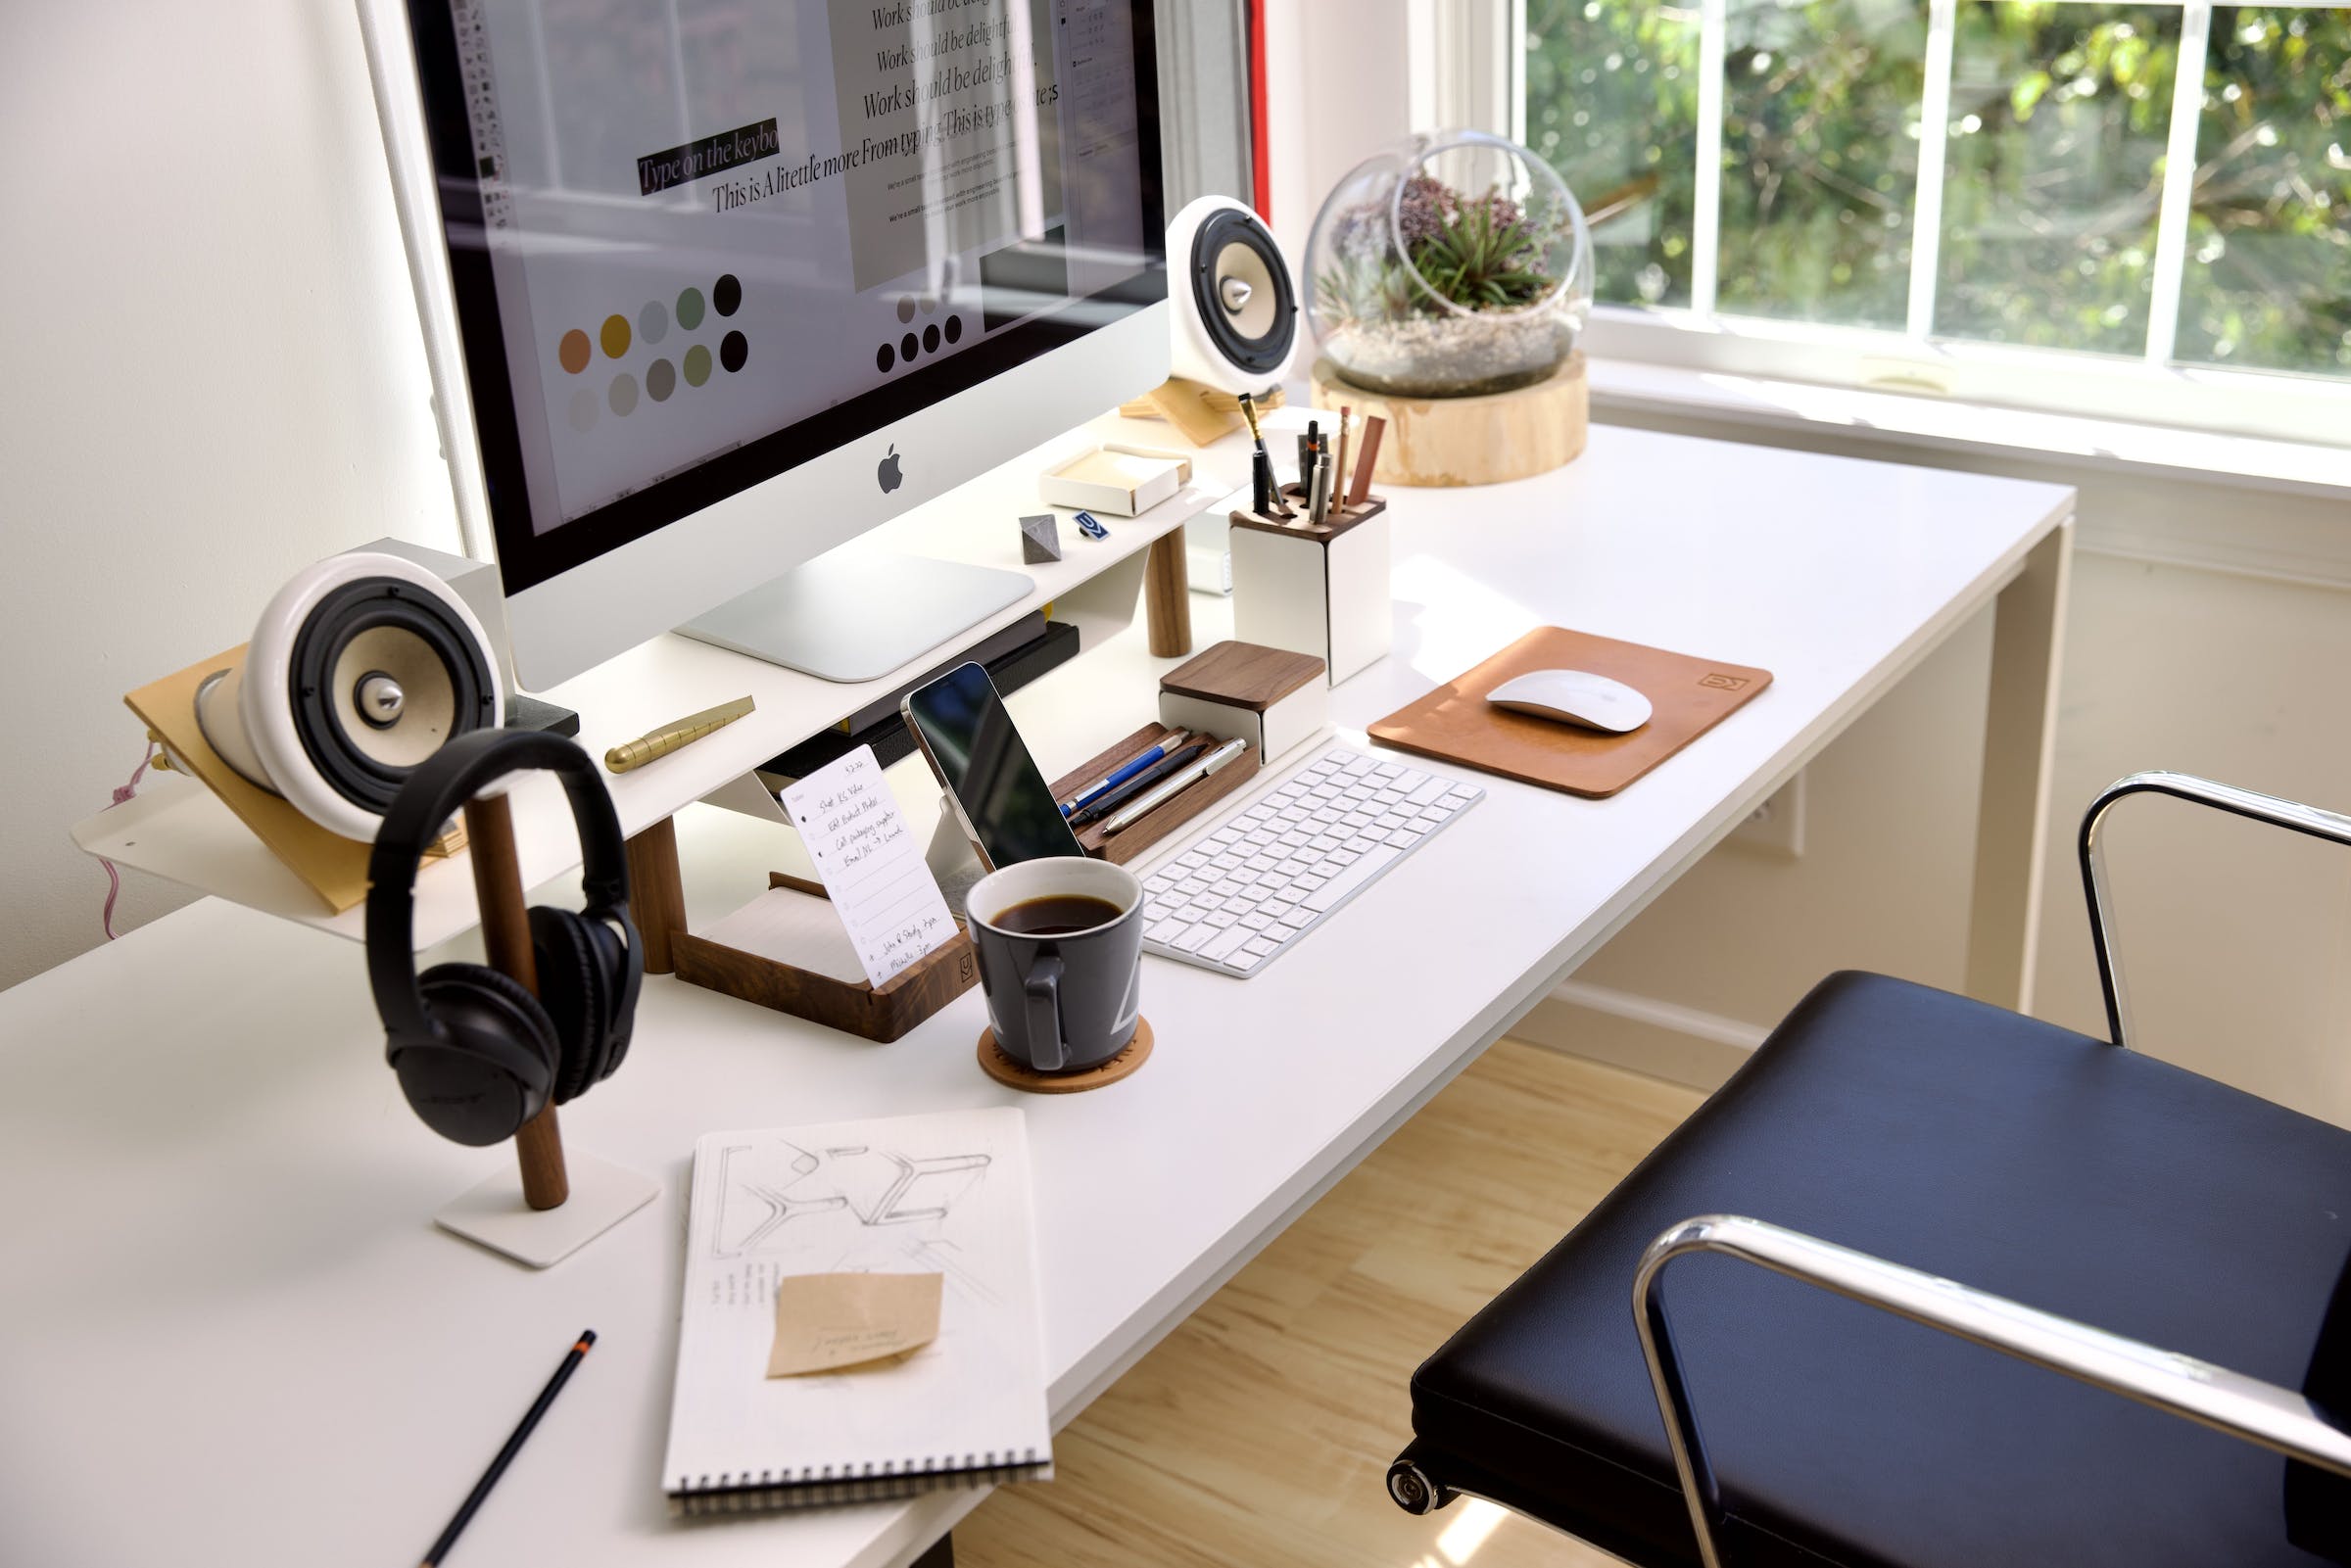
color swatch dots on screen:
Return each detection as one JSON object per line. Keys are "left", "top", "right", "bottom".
{"left": 552, "top": 272, "right": 748, "bottom": 421}
{"left": 878, "top": 312, "right": 962, "bottom": 374}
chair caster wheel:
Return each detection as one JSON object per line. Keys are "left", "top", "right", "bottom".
{"left": 1387, "top": 1457, "right": 1443, "bottom": 1515}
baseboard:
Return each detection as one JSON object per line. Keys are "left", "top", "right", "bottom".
{"left": 1514, "top": 980, "right": 1768, "bottom": 1091}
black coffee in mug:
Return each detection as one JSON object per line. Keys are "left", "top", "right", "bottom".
{"left": 991, "top": 894, "right": 1124, "bottom": 937}
{"left": 967, "top": 859, "right": 1145, "bottom": 1074}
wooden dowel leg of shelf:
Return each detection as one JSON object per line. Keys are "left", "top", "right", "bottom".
{"left": 626, "top": 815, "right": 688, "bottom": 975}
{"left": 1144, "top": 532, "right": 1193, "bottom": 657}
{"left": 462, "top": 789, "right": 571, "bottom": 1211}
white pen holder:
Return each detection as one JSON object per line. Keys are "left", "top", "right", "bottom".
{"left": 1227, "top": 488, "right": 1392, "bottom": 687}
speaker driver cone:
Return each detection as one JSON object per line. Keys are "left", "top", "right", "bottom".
{"left": 1190, "top": 208, "right": 1295, "bottom": 377}
{"left": 241, "top": 552, "right": 503, "bottom": 841}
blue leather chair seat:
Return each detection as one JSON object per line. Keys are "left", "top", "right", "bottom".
{"left": 1403, "top": 972, "right": 2351, "bottom": 1568}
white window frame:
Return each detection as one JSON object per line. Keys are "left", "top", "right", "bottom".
{"left": 1423, "top": 0, "right": 2351, "bottom": 450}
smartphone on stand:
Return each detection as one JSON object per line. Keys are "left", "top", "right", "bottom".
{"left": 901, "top": 661, "right": 1086, "bottom": 873}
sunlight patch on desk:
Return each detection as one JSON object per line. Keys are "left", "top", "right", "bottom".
{"left": 1392, "top": 554, "right": 1544, "bottom": 685}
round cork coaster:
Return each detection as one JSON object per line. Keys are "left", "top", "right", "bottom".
{"left": 978, "top": 1018, "right": 1154, "bottom": 1093}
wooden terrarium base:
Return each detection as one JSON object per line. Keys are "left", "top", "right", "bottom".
{"left": 1310, "top": 352, "right": 1587, "bottom": 488}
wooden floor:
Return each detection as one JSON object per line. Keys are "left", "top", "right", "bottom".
{"left": 958, "top": 1041, "right": 1704, "bottom": 1568}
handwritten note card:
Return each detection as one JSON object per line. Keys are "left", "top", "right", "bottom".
{"left": 781, "top": 745, "right": 957, "bottom": 989}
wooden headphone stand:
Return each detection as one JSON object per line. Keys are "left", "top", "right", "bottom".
{"left": 426, "top": 790, "right": 660, "bottom": 1268}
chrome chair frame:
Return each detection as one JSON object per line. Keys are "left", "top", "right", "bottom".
{"left": 1629, "top": 771, "right": 2351, "bottom": 1568}
{"left": 1636, "top": 1215, "right": 2351, "bottom": 1568}
{"left": 2081, "top": 770, "right": 2351, "bottom": 1050}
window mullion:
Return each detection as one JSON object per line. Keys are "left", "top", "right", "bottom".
{"left": 1906, "top": 0, "right": 1958, "bottom": 339}
{"left": 1693, "top": 0, "right": 1728, "bottom": 316}
{"left": 2143, "top": 0, "right": 2213, "bottom": 365}
{"left": 1509, "top": 0, "right": 1528, "bottom": 147}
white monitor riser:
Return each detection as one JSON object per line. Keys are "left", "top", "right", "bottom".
{"left": 677, "top": 552, "right": 1033, "bottom": 683}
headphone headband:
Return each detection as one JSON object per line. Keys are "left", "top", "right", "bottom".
{"left": 365, "top": 730, "right": 629, "bottom": 1046}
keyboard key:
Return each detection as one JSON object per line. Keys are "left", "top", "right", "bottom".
{"left": 1386, "top": 829, "right": 1424, "bottom": 848}
{"left": 1206, "top": 911, "right": 1238, "bottom": 928}
{"left": 1304, "top": 845, "right": 1403, "bottom": 913}
{"left": 1171, "top": 924, "right": 1217, "bottom": 952}
{"left": 1201, "top": 925, "right": 1252, "bottom": 962}
{"left": 1243, "top": 937, "right": 1280, "bottom": 957}
{"left": 1410, "top": 777, "right": 1451, "bottom": 806}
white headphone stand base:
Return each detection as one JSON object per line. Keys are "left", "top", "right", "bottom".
{"left": 434, "top": 1149, "right": 660, "bottom": 1268}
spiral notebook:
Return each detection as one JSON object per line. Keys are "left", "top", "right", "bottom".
{"left": 662, "top": 1108, "right": 1051, "bottom": 1515}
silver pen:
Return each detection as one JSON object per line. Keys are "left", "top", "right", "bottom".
{"left": 1101, "top": 737, "right": 1248, "bottom": 835}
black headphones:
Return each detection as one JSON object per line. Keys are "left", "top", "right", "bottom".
{"left": 365, "top": 730, "right": 642, "bottom": 1147}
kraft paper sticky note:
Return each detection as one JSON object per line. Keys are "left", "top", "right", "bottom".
{"left": 767, "top": 1271, "right": 943, "bottom": 1378}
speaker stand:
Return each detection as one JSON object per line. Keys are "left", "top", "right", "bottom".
{"left": 504, "top": 691, "right": 580, "bottom": 737}
{"left": 1120, "top": 378, "right": 1286, "bottom": 447}
{"left": 677, "top": 551, "right": 1032, "bottom": 684}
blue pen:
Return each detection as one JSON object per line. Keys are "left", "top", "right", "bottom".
{"left": 1060, "top": 731, "right": 1189, "bottom": 816}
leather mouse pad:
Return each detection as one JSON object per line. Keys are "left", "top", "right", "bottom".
{"left": 1367, "top": 628, "right": 1772, "bottom": 798}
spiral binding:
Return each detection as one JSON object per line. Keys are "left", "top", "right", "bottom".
{"left": 668, "top": 1449, "right": 1049, "bottom": 1517}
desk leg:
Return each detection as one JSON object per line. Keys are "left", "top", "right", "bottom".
{"left": 1965, "top": 519, "right": 2072, "bottom": 1013}
{"left": 1144, "top": 532, "right": 1193, "bottom": 657}
{"left": 626, "top": 817, "right": 688, "bottom": 975}
{"left": 911, "top": 1534, "right": 955, "bottom": 1568}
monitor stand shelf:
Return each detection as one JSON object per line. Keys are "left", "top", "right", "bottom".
{"left": 70, "top": 404, "right": 1212, "bottom": 954}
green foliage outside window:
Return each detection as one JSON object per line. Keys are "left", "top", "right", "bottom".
{"left": 1525, "top": 0, "right": 2351, "bottom": 374}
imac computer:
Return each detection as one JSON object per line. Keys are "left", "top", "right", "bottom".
{"left": 387, "top": 0, "right": 1167, "bottom": 689}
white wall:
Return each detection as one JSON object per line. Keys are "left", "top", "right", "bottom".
{"left": 0, "top": 2, "right": 461, "bottom": 989}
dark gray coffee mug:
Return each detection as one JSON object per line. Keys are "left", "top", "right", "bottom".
{"left": 967, "top": 858, "right": 1144, "bottom": 1073}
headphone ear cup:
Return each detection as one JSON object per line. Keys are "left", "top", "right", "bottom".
{"left": 398, "top": 963, "right": 559, "bottom": 1146}
{"left": 529, "top": 906, "right": 611, "bottom": 1103}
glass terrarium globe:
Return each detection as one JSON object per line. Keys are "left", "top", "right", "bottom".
{"left": 1306, "top": 130, "right": 1593, "bottom": 399}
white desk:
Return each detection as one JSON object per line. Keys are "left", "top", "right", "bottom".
{"left": 0, "top": 425, "right": 2071, "bottom": 1568}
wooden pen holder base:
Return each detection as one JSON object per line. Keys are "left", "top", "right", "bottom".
{"left": 672, "top": 874, "right": 981, "bottom": 1042}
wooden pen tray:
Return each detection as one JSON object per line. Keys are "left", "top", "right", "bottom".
{"left": 1049, "top": 724, "right": 1260, "bottom": 865}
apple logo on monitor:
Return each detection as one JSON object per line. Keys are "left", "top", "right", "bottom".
{"left": 877, "top": 444, "right": 903, "bottom": 494}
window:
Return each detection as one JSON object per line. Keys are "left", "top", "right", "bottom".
{"left": 1520, "top": 1, "right": 2351, "bottom": 440}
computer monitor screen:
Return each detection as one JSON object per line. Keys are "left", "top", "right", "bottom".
{"left": 400, "top": 0, "right": 1166, "bottom": 686}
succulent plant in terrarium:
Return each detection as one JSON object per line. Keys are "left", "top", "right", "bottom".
{"left": 1307, "top": 132, "right": 1594, "bottom": 399}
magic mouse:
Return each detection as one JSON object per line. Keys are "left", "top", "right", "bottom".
{"left": 1485, "top": 670, "right": 1654, "bottom": 734}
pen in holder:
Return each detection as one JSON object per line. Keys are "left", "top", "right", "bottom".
{"left": 1227, "top": 487, "right": 1392, "bottom": 685}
